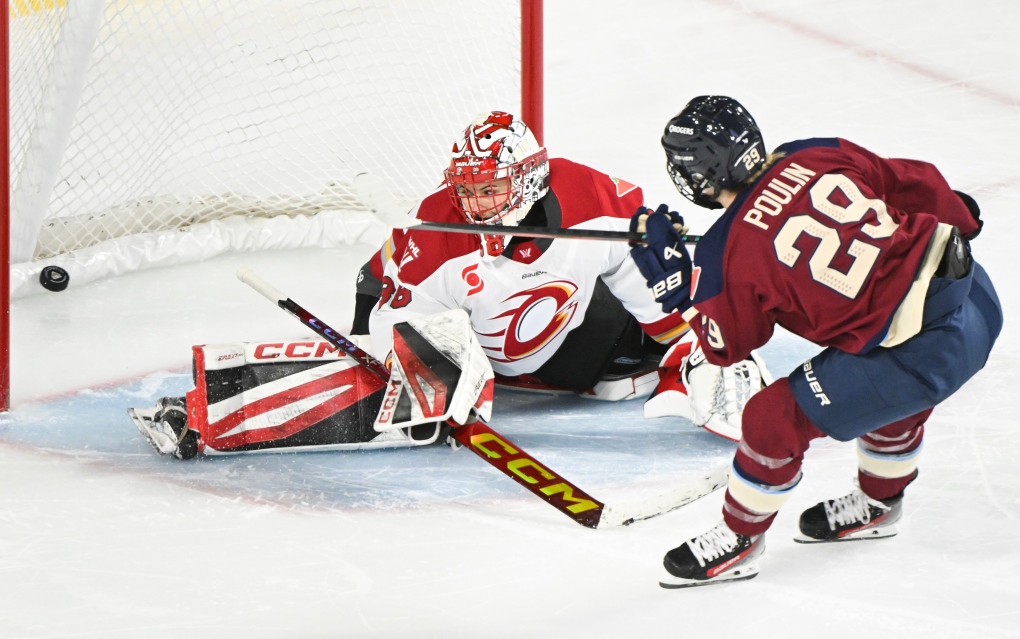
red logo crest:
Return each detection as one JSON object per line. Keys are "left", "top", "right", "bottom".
{"left": 462, "top": 264, "right": 484, "bottom": 296}
{"left": 479, "top": 281, "right": 578, "bottom": 362}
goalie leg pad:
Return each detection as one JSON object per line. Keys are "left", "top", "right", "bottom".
{"left": 129, "top": 338, "right": 448, "bottom": 457}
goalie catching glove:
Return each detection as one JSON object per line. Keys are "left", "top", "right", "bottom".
{"left": 373, "top": 309, "right": 494, "bottom": 434}
{"left": 644, "top": 332, "right": 773, "bottom": 442}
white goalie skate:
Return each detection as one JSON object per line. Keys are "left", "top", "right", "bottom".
{"left": 128, "top": 397, "right": 199, "bottom": 460}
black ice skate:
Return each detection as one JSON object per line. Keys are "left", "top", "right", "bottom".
{"left": 659, "top": 522, "right": 764, "bottom": 589}
{"left": 794, "top": 487, "right": 903, "bottom": 543}
{"left": 128, "top": 396, "right": 199, "bottom": 460}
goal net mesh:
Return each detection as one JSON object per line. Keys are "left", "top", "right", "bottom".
{"left": 8, "top": 0, "right": 521, "bottom": 272}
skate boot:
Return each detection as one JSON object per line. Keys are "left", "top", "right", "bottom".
{"left": 659, "top": 521, "right": 765, "bottom": 589}
{"left": 794, "top": 487, "right": 903, "bottom": 543}
{"left": 128, "top": 397, "right": 199, "bottom": 460}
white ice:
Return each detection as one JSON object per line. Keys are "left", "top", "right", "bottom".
{"left": 3, "top": 1, "right": 1020, "bottom": 637}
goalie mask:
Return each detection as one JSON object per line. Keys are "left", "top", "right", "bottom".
{"left": 444, "top": 111, "right": 550, "bottom": 258}
{"left": 661, "top": 96, "right": 765, "bottom": 210}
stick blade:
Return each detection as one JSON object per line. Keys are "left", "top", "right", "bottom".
{"left": 597, "top": 465, "right": 729, "bottom": 528}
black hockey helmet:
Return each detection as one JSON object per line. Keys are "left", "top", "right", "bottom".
{"left": 661, "top": 96, "right": 765, "bottom": 209}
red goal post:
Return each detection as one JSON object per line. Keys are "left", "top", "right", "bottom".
{"left": 1, "top": 0, "right": 544, "bottom": 411}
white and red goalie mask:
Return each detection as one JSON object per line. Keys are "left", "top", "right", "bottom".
{"left": 444, "top": 111, "right": 550, "bottom": 258}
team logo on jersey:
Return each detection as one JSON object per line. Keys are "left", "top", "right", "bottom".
{"left": 478, "top": 280, "right": 579, "bottom": 362}
{"left": 610, "top": 176, "right": 638, "bottom": 197}
{"left": 399, "top": 237, "right": 421, "bottom": 269}
{"left": 462, "top": 264, "right": 484, "bottom": 296}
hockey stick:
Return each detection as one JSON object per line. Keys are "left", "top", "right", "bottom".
{"left": 237, "top": 268, "right": 725, "bottom": 528}
{"left": 353, "top": 172, "right": 702, "bottom": 245}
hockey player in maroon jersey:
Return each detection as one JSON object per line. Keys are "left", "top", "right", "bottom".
{"left": 631, "top": 96, "right": 1001, "bottom": 588}
{"left": 353, "top": 110, "right": 770, "bottom": 440}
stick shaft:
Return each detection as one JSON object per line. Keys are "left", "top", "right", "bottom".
{"left": 450, "top": 420, "right": 606, "bottom": 529}
{"left": 404, "top": 220, "right": 701, "bottom": 245}
{"left": 236, "top": 268, "right": 390, "bottom": 380}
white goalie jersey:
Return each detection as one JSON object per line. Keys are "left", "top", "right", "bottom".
{"left": 368, "top": 158, "right": 689, "bottom": 376}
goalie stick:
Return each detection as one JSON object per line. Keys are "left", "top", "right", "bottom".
{"left": 353, "top": 172, "right": 702, "bottom": 246}
{"left": 236, "top": 268, "right": 726, "bottom": 528}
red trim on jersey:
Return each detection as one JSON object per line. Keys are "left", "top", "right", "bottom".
{"left": 368, "top": 240, "right": 390, "bottom": 279}
{"left": 512, "top": 239, "right": 543, "bottom": 264}
{"left": 640, "top": 312, "right": 688, "bottom": 344}
{"left": 554, "top": 158, "right": 644, "bottom": 229}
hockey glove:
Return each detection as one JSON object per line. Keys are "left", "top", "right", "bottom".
{"left": 629, "top": 204, "right": 693, "bottom": 314}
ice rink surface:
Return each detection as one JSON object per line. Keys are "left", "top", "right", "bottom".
{"left": 3, "top": 1, "right": 1020, "bottom": 636}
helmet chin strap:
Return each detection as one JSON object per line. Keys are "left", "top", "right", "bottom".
{"left": 479, "top": 233, "right": 508, "bottom": 259}
{"left": 476, "top": 199, "right": 536, "bottom": 259}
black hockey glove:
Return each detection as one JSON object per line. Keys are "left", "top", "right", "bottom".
{"left": 953, "top": 190, "right": 983, "bottom": 240}
{"left": 629, "top": 204, "right": 693, "bottom": 314}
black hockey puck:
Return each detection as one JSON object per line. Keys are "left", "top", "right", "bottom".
{"left": 40, "top": 265, "right": 70, "bottom": 292}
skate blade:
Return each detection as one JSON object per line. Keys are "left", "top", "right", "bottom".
{"left": 793, "top": 525, "right": 898, "bottom": 544}
{"left": 127, "top": 407, "right": 178, "bottom": 456}
{"left": 658, "top": 562, "right": 760, "bottom": 589}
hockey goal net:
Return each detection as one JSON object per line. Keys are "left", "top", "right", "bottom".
{"left": 2, "top": 0, "right": 542, "bottom": 407}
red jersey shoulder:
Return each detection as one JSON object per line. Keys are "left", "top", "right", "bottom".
{"left": 415, "top": 186, "right": 462, "bottom": 224}
{"left": 548, "top": 158, "right": 644, "bottom": 228}
{"left": 391, "top": 189, "right": 480, "bottom": 286}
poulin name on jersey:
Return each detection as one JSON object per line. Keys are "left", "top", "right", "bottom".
{"left": 741, "top": 163, "right": 817, "bottom": 231}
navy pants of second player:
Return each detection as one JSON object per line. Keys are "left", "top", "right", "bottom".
{"left": 722, "top": 262, "right": 1002, "bottom": 537}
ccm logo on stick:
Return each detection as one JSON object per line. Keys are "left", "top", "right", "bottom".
{"left": 469, "top": 432, "right": 600, "bottom": 515}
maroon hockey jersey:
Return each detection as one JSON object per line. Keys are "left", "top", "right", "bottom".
{"left": 686, "top": 138, "right": 979, "bottom": 367}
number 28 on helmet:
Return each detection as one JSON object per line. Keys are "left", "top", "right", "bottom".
{"left": 661, "top": 96, "right": 766, "bottom": 210}
{"left": 443, "top": 111, "right": 550, "bottom": 257}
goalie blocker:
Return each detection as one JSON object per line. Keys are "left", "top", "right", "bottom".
{"left": 130, "top": 310, "right": 494, "bottom": 459}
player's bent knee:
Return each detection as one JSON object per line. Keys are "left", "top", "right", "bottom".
{"left": 741, "top": 378, "right": 824, "bottom": 458}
